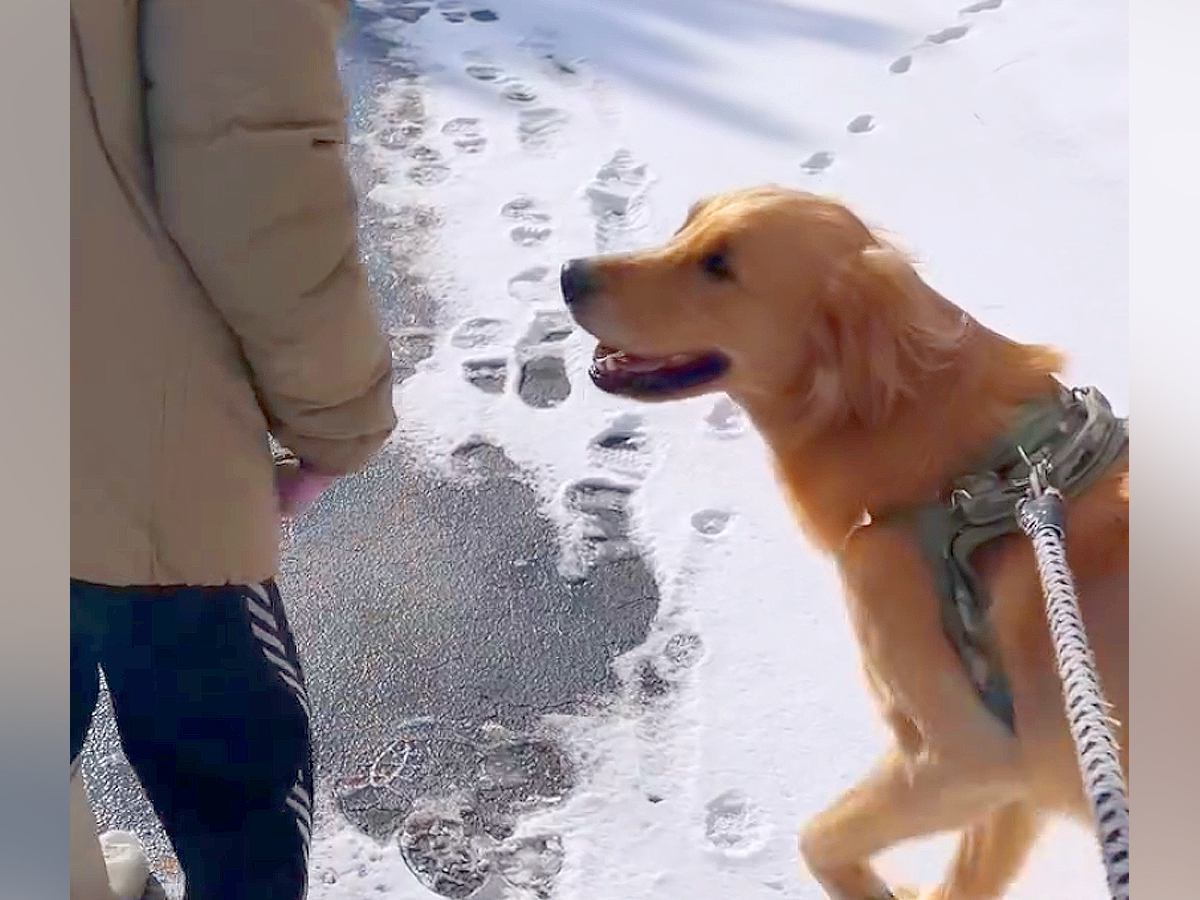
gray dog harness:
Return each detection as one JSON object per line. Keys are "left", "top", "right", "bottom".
{"left": 883, "top": 385, "right": 1128, "bottom": 731}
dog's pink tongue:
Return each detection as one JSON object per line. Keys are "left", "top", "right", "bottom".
{"left": 595, "top": 347, "right": 657, "bottom": 373}
{"left": 618, "top": 352, "right": 671, "bottom": 373}
{"left": 595, "top": 345, "right": 697, "bottom": 374}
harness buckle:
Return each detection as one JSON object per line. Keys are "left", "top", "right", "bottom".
{"left": 949, "top": 487, "right": 973, "bottom": 511}
{"left": 1017, "top": 445, "right": 1053, "bottom": 499}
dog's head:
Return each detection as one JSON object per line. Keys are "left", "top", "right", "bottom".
{"left": 561, "top": 186, "right": 966, "bottom": 430}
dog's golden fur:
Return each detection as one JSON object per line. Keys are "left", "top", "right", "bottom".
{"left": 568, "top": 187, "right": 1128, "bottom": 899}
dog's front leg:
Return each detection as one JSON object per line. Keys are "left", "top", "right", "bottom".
{"left": 927, "top": 801, "right": 1041, "bottom": 900}
{"left": 799, "top": 748, "right": 1018, "bottom": 899}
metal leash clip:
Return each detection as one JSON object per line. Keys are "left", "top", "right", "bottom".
{"left": 1016, "top": 447, "right": 1065, "bottom": 535}
{"left": 1017, "top": 445, "right": 1054, "bottom": 499}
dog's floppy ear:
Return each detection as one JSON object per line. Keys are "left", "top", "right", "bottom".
{"left": 806, "top": 243, "right": 966, "bottom": 427}
{"left": 677, "top": 196, "right": 715, "bottom": 233}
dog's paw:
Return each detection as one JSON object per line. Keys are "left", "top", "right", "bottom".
{"left": 889, "top": 888, "right": 945, "bottom": 900}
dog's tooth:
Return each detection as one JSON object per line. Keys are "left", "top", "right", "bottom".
{"left": 627, "top": 357, "right": 670, "bottom": 373}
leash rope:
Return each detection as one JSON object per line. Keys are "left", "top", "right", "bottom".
{"left": 1017, "top": 464, "right": 1129, "bottom": 900}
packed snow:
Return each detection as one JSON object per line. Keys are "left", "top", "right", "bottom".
{"left": 311, "top": 0, "right": 1126, "bottom": 896}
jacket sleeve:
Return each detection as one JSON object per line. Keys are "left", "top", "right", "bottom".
{"left": 141, "top": 0, "right": 396, "bottom": 475}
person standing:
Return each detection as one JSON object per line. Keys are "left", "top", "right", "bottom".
{"left": 70, "top": 0, "right": 396, "bottom": 896}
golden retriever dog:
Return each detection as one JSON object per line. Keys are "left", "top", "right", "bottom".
{"left": 559, "top": 186, "right": 1128, "bottom": 899}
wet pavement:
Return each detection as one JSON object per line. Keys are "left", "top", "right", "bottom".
{"left": 79, "top": 5, "right": 660, "bottom": 895}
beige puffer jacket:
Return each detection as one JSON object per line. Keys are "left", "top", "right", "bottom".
{"left": 71, "top": 0, "right": 396, "bottom": 586}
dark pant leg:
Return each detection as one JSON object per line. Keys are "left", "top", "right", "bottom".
{"left": 70, "top": 582, "right": 105, "bottom": 767}
{"left": 92, "top": 580, "right": 313, "bottom": 900}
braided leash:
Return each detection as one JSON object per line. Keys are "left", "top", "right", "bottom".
{"left": 1017, "top": 464, "right": 1130, "bottom": 900}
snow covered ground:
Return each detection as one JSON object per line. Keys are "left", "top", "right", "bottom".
{"left": 311, "top": 0, "right": 1127, "bottom": 896}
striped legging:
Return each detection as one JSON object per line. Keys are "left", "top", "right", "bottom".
{"left": 71, "top": 579, "right": 313, "bottom": 899}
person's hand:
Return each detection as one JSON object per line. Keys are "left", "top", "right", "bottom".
{"left": 274, "top": 458, "right": 337, "bottom": 519}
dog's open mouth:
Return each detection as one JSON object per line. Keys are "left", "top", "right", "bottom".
{"left": 589, "top": 344, "right": 730, "bottom": 396}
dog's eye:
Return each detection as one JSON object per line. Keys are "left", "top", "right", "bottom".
{"left": 700, "top": 251, "right": 733, "bottom": 281}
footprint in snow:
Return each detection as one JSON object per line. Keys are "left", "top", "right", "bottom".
{"left": 384, "top": 88, "right": 427, "bottom": 125}
{"left": 501, "top": 196, "right": 551, "bottom": 223}
{"left": 390, "top": 5, "right": 431, "bottom": 25}
{"left": 479, "top": 730, "right": 573, "bottom": 800}
{"left": 847, "top": 113, "right": 875, "bottom": 134}
{"left": 389, "top": 327, "right": 436, "bottom": 384}
{"left": 511, "top": 224, "right": 552, "bottom": 247}
{"left": 515, "top": 27, "right": 586, "bottom": 82}
{"left": 703, "top": 790, "right": 771, "bottom": 858}
{"left": 562, "top": 478, "right": 636, "bottom": 567}
{"left": 962, "top": 0, "right": 1003, "bottom": 12}
{"left": 927, "top": 24, "right": 970, "bottom": 45}
{"left": 465, "top": 61, "right": 502, "bottom": 82}
{"left": 517, "top": 107, "right": 570, "bottom": 153}
{"left": 507, "top": 265, "right": 554, "bottom": 303}
{"left": 629, "top": 657, "right": 674, "bottom": 708}
{"left": 801, "top": 150, "right": 835, "bottom": 174}
{"left": 492, "top": 833, "right": 563, "bottom": 897}
{"left": 542, "top": 53, "right": 585, "bottom": 82}
{"left": 517, "top": 26, "right": 561, "bottom": 58}
{"left": 886, "top": 22, "right": 969, "bottom": 77}
{"left": 406, "top": 144, "right": 442, "bottom": 162}
{"left": 384, "top": 55, "right": 424, "bottom": 83}
{"left": 450, "top": 317, "right": 508, "bottom": 349}
{"left": 705, "top": 396, "right": 746, "bottom": 438}
{"left": 588, "top": 413, "right": 651, "bottom": 478}
{"left": 441, "top": 117, "right": 487, "bottom": 154}
{"left": 502, "top": 197, "right": 554, "bottom": 245}
{"left": 406, "top": 163, "right": 451, "bottom": 186}
{"left": 691, "top": 509, "right": 732, "bottom": 538}
{"left": 587, "top": 149, "right": 653, "bottom": 253}
{"left": 375, "top": 121, "right": 424, "bottom": 150}
{"left": 436, "top": 0, "right": 468, "bottom": 24}
{"left": 374, "top": 89, "right": 426, "bottom": 149}
{"left": 462, "top": 358, "right": 507, "bottom": 394}
{"left": 661, "top": 631, "right": 705, "bottom": 674}
{"left": 520, "top": 310, "right": 573, "bottom": 346}
{"left": 407, "top": 162, "right": 451, "bottom": 186}
{"left": 340, "top": 719, "right": 574, "bottom": 897}
{"left": 517, "top": 354, "right": 570, "bottom": 408}
{"left": 405, "top": 146, "right": 450, "bottom": 185}
{"left": 502, "top": 81, "right": 539, "bottom": 104}
{"left": 398, "top": 806, "right": 489, "bottom": 896}
{"left": 587, "top": 150, "right": 650, "bottom": 217}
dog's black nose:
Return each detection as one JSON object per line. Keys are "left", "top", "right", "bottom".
{"left": 560, "top": 259, "right": 597, "bottom": 305}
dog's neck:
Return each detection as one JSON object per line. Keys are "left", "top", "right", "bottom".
{"left": 739, "top": 309, "right": 1063, "bottom": 553}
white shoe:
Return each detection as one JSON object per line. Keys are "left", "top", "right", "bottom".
{"left": 98, "top": 831, "right": 150, "bottom": 900}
